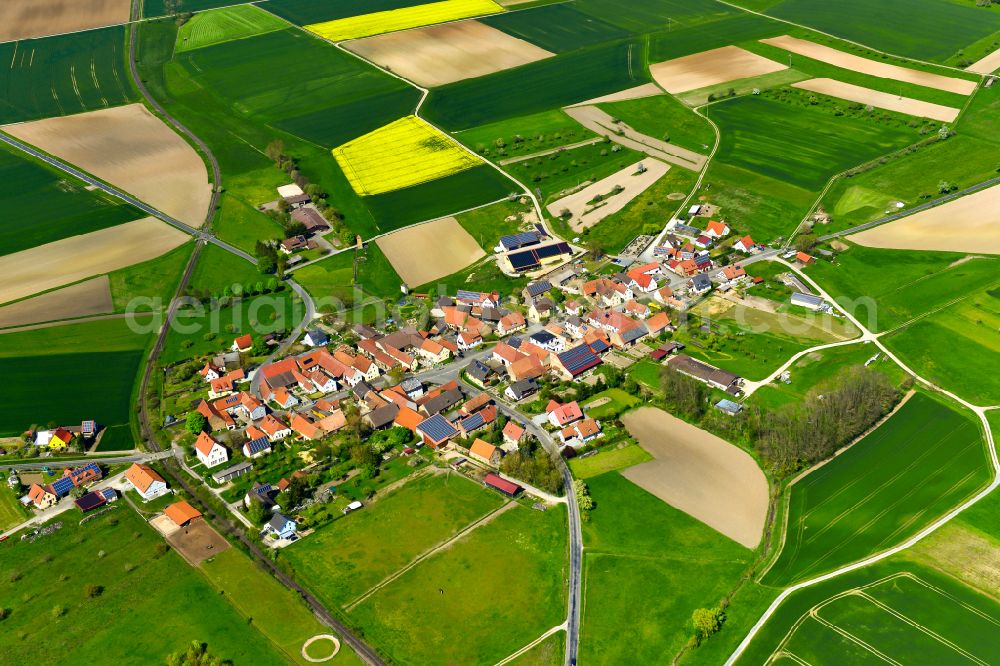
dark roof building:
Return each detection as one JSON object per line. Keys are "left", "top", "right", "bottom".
{"left": 74, "top": 490, "right": 107, "bottom": 512}
{"left": 666, "top": 354, "right": 741, "bottom": 391}
{"left": 556, "top": 344, "right": 603, "bottom": 378}
{"left": 483, "top": 473, "right": 522, "bottom": 497}
{"left": 417, "top": 414, "right": 458, "bottom": 448}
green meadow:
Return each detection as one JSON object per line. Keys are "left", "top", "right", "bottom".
{"left": 144, "top": 0, "right": 241, "bottom": 17}
{"left": 647, "top": 12, "right": 785, "bottom": 61}
{"left": 349, "top": 503, "right": 567, "bottom": 665}
{"left": 0, "top": 27, "right": 136, "bottom": 124}
{"left": 765, "top": 0, "right": 1000, "bottom": 61}
{"left": 0, "top": 145, "right": 143, "bottom": 258}
{"left": 424, "top": 40, "right": 648, "bottom": 130}
{"left": 763, "top": 393, "right": 990, "bottom": 586}
{"left": 108, "top": 243, "right": 194, "bottom": 311}
{"left": 804, "top": 247, "right": 999, "bottom": 332}
{"left": 482, "top": 4, "right": 630, "bottom": 52}
{"left": 454, "top": 109, "right": 598, "bottom": 160}
{"left": 575, "top": 0, "right": 735, "bottom": 33}
{"left": 176, "top": 4, "right": 287, "bottom": 52}
{"left": 734, "top": 560, "right": 1000, "bottom": 665}
{"left": 0, "top": 509, "right": 287, "bottom": 664}
{"left": 505, "top": 139, "right": 643, "bottom": 203}
{"left": 580, "top": 472, "right": 752, "bottom": 665}
{"left": 597, "top": 94, "right": 716, "bottom": 154}
{"left": 0, "top": 319, "right": 150, "bottom": 435}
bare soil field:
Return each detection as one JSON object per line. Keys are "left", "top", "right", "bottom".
{"left": 849, "top": 184, "right": 1000, "bottom": 254}
{"left": 345, "top": 20, "right": 553, "bottom": 87}
{"left": 166, "top": 519, "right": 231, "bottom": 566}
{"left": 3, "top": 104, "right": 211, "bottom": 227}
{"left": 0, "top": 0, "right": 130, "bottom": 42}
{"left": 966, "top": 47, "right": 1000, "bottom": 75}
{"left": 792, "top": 78, "right": 959, "bottom": 122}
{"left": 546, "top": 159, "right": 671, "bottom": 232}
{"left": 376, "top": 216, "right": 486, "bottom": 286}
{"left": 569, "top": 83, "right": 665, "bottom": 107}
{"left": 564, "top": 105, "right": 706, "bottom": 170}
{"left": 0, "top": 217, "right": 189, "bottom": 304}
{"left": 649, "top": 45, "right": 787, "bottom": 94}
{"left": 761, "top": 35, "right": 977, "bottom": 95}
{"left": 0, "top": 276, "right": 112, "bottom": 326}
{"left": 621, "top": 407, "right": 768, "bottom": 548}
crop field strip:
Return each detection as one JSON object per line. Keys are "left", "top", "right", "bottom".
{"left": 480, "top": 4, "right": 631, "bottom": 52}
{"left": 771, "top": 573, "right": 1000, "bottom": 665}
{"left": 763, "top": 393, "right": 991, "bottom": 586}
{"left": 334, "top": 115, "right": 483, "bottom": 195}
{"left": 176, "top": 4, "right": 288, "bottom": 52}
{"left": 304, "top": 0, "right": 505, "bottom": 42}
{"left": 0, "top": 26, "right": 136, "bottom": 124}
{"left": 258, "top": 0, "right": 439, "bottom": 26}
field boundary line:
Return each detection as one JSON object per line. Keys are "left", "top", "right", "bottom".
{"left": 493, "top": 624, "right": 567, "bottom": 666}
{"left": 343, "top": 500, "right": 517, "bottom": 611}
{"left": 882, "top": 276, "right": 1000, "bottom": 335}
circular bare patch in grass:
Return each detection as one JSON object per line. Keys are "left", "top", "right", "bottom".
{"left": 302, "top": 635, "right": 341, "bottom": 663}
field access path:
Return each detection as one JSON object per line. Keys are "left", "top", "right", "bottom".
{"left": 724, "top": 258, "right": 999, "bottom": 665}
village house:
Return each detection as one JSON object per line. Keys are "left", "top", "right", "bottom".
{"left": 705, "top": 220, "right": 730, "bottom": 238}
{"left": 552, "top": 343, "right": 604, "bottom": 380}
{"left": 27, "top": 483, "right": 57, "bottom": 509}
{"left": 124, "top": 463, "right": 168, "bottom": 501}
{"left": 560, "top": 418, "right": 602, "bottom": 445}
{"left": 208, "top": 368, "right": 247, "bottom": 399}
{"left": 586, "top": 309, "right": 648, "bottom": 348}
{"left": 733, "top": 235, "right": 756, "bottom": 254}
{"left": 243, "top": 436, "right": 272, "bottom": 458}
{"left": 303, "top": 329, "right": 329, "bottom": 347}
{"left": 263, "top": 513, "right": 297, "bottom": 540}
{"left": 63, "top": 462, "right": 102, "bottom": 488}
{"left": 469, "top": 438, "right": 502, "bottom": 467}
{"left": 546, "top": 400, "right": 583, "bottom": 428}
{"left": 195, "top": 432, "right": 229, "bottom": 468}
{"left": 691, "top": 273, "right": 712, "bottom": 295}
{"left": 164, "top": 501, "right": 202, "bottom": 528}
{"left": 528, "top": 297, "right": 556, "bottom": 323}
{"left": 505, "top": 379, "right": 538, "bottom": 402}
{"left": 497, "top": 311, "right": 527, "bottom": 336}
{"left": 667, "top": 354, "right": 742, "bottom": 393}
{"left": 583, "top": 278, "right": 633, "bottom": 307}
{"left": 280, "top": 235, "right": 309, "bottom": 254}
{"left": 232, "top": 334, "right": 253, "bottom": 353}
{"left": 416, "top": 413, "right": 458, "bottom": 448}
{"left": 502, "top": 421, "right": 526, "bottom": 451}
{"left": 625, "top": 262, "right": 661, "bottom": 293}
{"left": 521, "top": 280, "right": 552, "bottom": 304}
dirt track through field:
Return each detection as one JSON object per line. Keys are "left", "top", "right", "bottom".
{"left": 792, "top": 78, "right": 959, "bottom": 122}
{"left": 0, "top": 217, "right": 189, "bottom": 304}
{"left": 650, "top": 45, "right": 787, "bottom": 94}
{"left": 563, "top": 105, "right": 707, "bottom": 170}
{"left": 761, "top": 35, "right": 977, "bottom": 95}
{"left": 0, "top": 276, "right": 112, "bottom": 326}
{"left": 345, "top": 20, "right": 553, "bottom": 87}
{"left": 848, "top": 184, "right": 1000, "bottom": 254}
{"left": 966, "top": 47, "right": 1000, "bottom": 75}
{"left": 0, "top": 0, "right": 130, "bottom": 42}
{"left": 376, "top": 216, "right": 486, "bottom": 287}
{"left": 3, "top": 104, "right": 212, "bottom": 227}
{"left": 621, "top": 407, "right": 768, "bottom": 548}
{"left": 547, "top": 159, "right": 670, "bottom": 232}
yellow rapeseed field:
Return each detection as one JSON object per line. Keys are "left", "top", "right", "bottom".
{"left": 333, "top": 115, "right": 483, "bottom": 196}
{"left": 305, "top": 0, "right": 504, "bottom": 42}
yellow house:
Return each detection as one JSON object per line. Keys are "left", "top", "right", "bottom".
{"left": 48, "top": 428, "right": 74, "bottom": 449}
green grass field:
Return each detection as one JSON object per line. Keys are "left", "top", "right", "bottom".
{"left": 569, "top": 444, "right": 652, "bottom": 479}
{"left": 94, "top": 424, "right": 137, "bottom": 451}
{"left": 581, "top": 387, "right": 640, "bottom": 419}
{"left": 506, "top": 630, "right": 564, "bottom": 666}
{"left": 0, "top": 508, "right": 287, "bottom": 664}
{"left": 454, "top": 199, "right": 530, "bottom": 250}
{"left": 176, "top": 4, "right": 287, "bottom": 52}
{"left": 187, "top": 243, "right": 262, "bottom": 295}
{"left": 0, "top": 484, "right": 27, "bottom": 531}
{"left": 348, "top": 502, "right": 567, "bottom": 665}
{"left": 482, "top": 4, "right": 630, "bottom": 51}
{"left": 161, "top": 291, "right": 304, "bottom": 363}
{"left": 576, "top": 0, "right": 735, "bottom": 33}
{"left": 734, "top": 560, "right": 1000, "bottom": 665}
{"left": 765, "top": 0, "right": 1000, "bottom": 61}
{"left": 144, "top": 0, "right": 242, "bottom": 17}
{"left": 804, "top": 247, "right": 999, "bottom": 332}
{"left": 0, "top": 145, "right": 144, "bottom": 259}
{"left": 580, "top": 472, "right": 752, "bottom": 664}
{"left": 108, "top": 243, "right": 193, "bottom": 311}
{"left": 882, "top": 282, "right": 1000, "bottom": 405}
{"left": 598, "top": 94, "right": 715, "bottom": 155}
{"left": 285, "top": 472, "right": 504, "bottom": 608}
{"left": 706, "top": 93, "right": 919, "bottom": 193}
{"left": 648, "top": 12, "right": 785, "bottom": 61}
{"left": 0, "top": 319, "right": 150, "bottom": 435}
{"left": 424, "top": 40, "right": 647, "bottom": 130}
{"left": 0, "top": 27, "right": 136, "bottom": 124}
{"left": 202, "top": 548, "right": 362, "bottom": 665}
{"left": 763, "top": 393, "right": 990, "bottom": 586}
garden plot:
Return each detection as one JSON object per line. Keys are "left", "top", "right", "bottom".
{"left": 333, "top": 115, "right": 483, "bottom": 195}
{"left": 546, "top": 159, "right": 670, "bottom": 233}
{"left": 621, "top": 407, "right": 768, "bottom": 548}
{"left": 0, "top": 0, "right": 130, "bottom": 42}
{"left": 0, "top": 276, "right": 112, "bottom": 326}
{"left": 848, "top": 184, "right": 1000, "bottom": 254}
{"left": 306, "top": 0, "right": 504, "bottom": 42}
{"left": 0, "top": 217, "right": 189, "bottom": 304}
{"left": 345, "top": 20, "right": 553, "bottom": 87}
{"left": 4, "top": 104, "right": 212, "bottom": 227}
{"left": 375, "top": 216, "right": 485, "bottom": 287}
{"left": 649, "top": 45, "right": 787, "bottom": 94}
{"left": 792, "top": 78, "right": 959, "bottom": 122}
{"left": 760, "top": 35, "right": 977, "bottom": 95}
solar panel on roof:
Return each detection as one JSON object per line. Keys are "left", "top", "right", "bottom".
{"left": 456, "top": 290, "right": 482, "bottom": 301}
{"left": 589, "top": 339, "right": 610, "bottom": 353}
{"left": 246, "top": 437, "right": 270, "bottom": 454}
{"left": 418, "top": 414, "right": 457, "bottom": 441}
{"left": 507, "top": 251, "right": 540, "bottom": 272}
{"left": 500, "top": 232, "right": 541, "bottom": 250}
{"left": 51, "top": 476, "right": 75, "bottom": 497}
{"left": 460, "top": 413, "right": 485, "bottom": 431}
{"left": 558, "top": 345, "right": 601, "bottom": 376}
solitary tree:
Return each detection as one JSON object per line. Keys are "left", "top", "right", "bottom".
{"left": 692, "top": 607, "right": 725, "bottom": 640}
{"left": 186, "top": 412, "right": 207, "bottom": 436}
{"left": 167, "top": 641, "right": 226, "bottom": 666}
